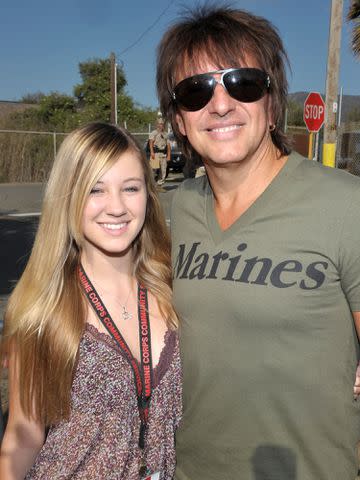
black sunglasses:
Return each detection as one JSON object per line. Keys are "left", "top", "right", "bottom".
{"left": 172, "top": 68, "right": 271, "bottom": 112}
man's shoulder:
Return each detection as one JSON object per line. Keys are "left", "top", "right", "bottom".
{"left": 177, "top": 175, "right": 208, "bottom": 195}
{"left": 172, "top": 176, "right": 208, "bottom": 211}
{"left": 289, "top": 151, "right": 360, "bottom": 192}
{"left": 149, "top": 129, "right": 158, "bottom": 139}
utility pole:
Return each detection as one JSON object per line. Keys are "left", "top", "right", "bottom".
{"left": 322, "top": 0, "right": 343, "bottom": 167}
{"left": 110, "top": 52, "right": 117, "bottom": 124}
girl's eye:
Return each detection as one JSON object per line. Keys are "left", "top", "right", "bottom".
{"left": 90, "top": 187, "right": 103, "bottom": 194}
{"left": 124, "top": 185, "right": 140, "bottom": 193}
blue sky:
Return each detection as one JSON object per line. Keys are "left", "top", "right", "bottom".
{"left": 1, "top": 0, "right": 359, "bottom": 109}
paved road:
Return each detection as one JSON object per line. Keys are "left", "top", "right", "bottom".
{"left": 0, "top": 216, "right": 38, "bottom": 294}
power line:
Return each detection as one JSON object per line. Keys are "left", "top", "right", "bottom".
{"left": 118, "top": 0, "right": 176, "bottom": 57}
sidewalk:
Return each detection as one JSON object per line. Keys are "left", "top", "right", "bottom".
{"left": 0, "top": 182, "right": 44, "bottom": 215}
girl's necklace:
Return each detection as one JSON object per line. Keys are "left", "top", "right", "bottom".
{"left": 90, "top": 276, "right": 134, "bottom": 321}
{"left": 121, "top": 286, "right": 133, "bottom": 321}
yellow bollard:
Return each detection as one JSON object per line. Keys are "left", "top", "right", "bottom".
{"left": 308, "top": 132, "right": 314, "bottom": 160}
{"left": 322, "top": 143, "right": 336, "bottom": 168}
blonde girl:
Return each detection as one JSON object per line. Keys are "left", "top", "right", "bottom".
{"left": 0, "top": 122, "right": 181, "bottom": 480}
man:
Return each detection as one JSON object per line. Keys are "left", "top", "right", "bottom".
{"left": 156, "top": 5, "right": 360, "bottom": 480}
{"left": 149, "top": 118, "right": 171, "bottom": 185}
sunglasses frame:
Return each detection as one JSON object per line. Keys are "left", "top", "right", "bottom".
{"left": 172, "top": 68, "right": 271, "bottom": 111}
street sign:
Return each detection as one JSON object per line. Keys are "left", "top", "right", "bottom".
{"left": 303, "top": 92, "right": 325, "bottom": 132}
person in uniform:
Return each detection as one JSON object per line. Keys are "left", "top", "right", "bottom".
{"left": 149, "top": 119, "right": 171, "bottom": 185}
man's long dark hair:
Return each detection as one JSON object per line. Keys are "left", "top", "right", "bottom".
{"left": 156, "top": 4, "right": 292, "bottom": 159}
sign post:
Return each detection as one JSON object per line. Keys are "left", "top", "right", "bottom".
{"left": 303, "top": 92, "right": 326, "bottom": 161}
{"left": 308, "top": 132, "right": 314, "bottom": 160}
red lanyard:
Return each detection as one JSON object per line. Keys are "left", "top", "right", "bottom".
{"left": 79, "top": 265, "right": 153, "bottom": 450}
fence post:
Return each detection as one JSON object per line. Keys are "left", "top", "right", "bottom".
{"left": 53, "top": 132, "right": 57, "bottom": 162}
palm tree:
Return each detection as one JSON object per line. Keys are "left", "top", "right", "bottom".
{"left": 347, "top": 0, "right": 360, "bottom": 56}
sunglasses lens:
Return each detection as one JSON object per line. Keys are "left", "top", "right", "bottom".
{"left": 173, "top": 68, "right": 269, "bottom": 111}
{"left": 225, "top": 69, "right": 269, "bottom": 103}
{"left": 174, "top": 76, "right": 214, "bottom": 111}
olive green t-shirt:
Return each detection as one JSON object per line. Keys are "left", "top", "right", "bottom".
{"left": 171, "top": 153, "right": 360, "bottom": 480}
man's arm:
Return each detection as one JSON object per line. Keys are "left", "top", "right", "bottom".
{"left": 353, "top": 311, "right": 360, "bottom": 397}
{"left": 149, "top": 139, "right": 155, "bottom": 159}
{"left": 353, "top": 312, "right": 360, "bottom": 339}
{"left": 166, "top": 140, "right": 171, "bottom": 162}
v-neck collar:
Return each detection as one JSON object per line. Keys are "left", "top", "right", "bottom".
{"left": 206, "top": 152, "right": 303, "bottom": 245}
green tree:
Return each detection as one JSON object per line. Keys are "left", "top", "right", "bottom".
{"left": 118, "top": 94, "right": 157, "bottom": 131}
{"left": 0, "top": 56, "right": 158, "bottom": 182}
{"left": 9, "top": 57, "right": 157, "bottom": 132}
{"left": 74, "top": 57, "right": 157, "bottom": 128}
{"left": 347, "top": 0, "right": 360, "bottom": 57}
{"left": 74, "top": 58, "right": 127, "bottom": 122}
{"left": 20, "top": 91, "right": 46, "bottom": 104}
{"left": 37, "top": 92, "right": 78, "bottom": 130}
{"left": 7, "top": 92, "right": 78, "bottom": 132}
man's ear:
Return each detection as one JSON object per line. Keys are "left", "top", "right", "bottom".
{"left": 176, "top": 112, "right": 186, "bottom": 136}
{"left": 267, "top": 95, "right": 274, "bottom": 127}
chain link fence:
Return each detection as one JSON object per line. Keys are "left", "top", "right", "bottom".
{"left": 283, "top": 123, "right": 360, "bottom": 173}
{"left": 0, "top": 129, "right": 151, "bottom": 184}
{"left": 336, "top": 122, "right": 360, "bottom": 174}
{"left": 1, "top": 124, "right": 360, "bottom": 183}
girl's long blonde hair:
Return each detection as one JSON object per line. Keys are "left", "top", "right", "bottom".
{"left": 2, "top": 122, "right": 177, "bottom": 425}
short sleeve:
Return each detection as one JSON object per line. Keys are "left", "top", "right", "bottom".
{"left": 338, "top": 185, "right": 360, "bottom": 311}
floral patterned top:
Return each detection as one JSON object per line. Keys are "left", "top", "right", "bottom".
{"left": 25, "top": 323, "right": 182, "bottom": 480}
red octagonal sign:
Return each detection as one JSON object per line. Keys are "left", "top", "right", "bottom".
{"left": 303, "top": 92, "right": 325, "bottom": 132}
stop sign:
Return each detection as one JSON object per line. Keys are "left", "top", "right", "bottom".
{"left": 303, "top": 92, "right": 325, "bottom": 132}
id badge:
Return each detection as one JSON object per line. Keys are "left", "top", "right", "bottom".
{"left": 142, "top": 472, "right": 160, "bottom": 480}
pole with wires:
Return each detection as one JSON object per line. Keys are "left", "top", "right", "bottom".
{"left": 110, "top": 52, "right": 118, "bottom": 125}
